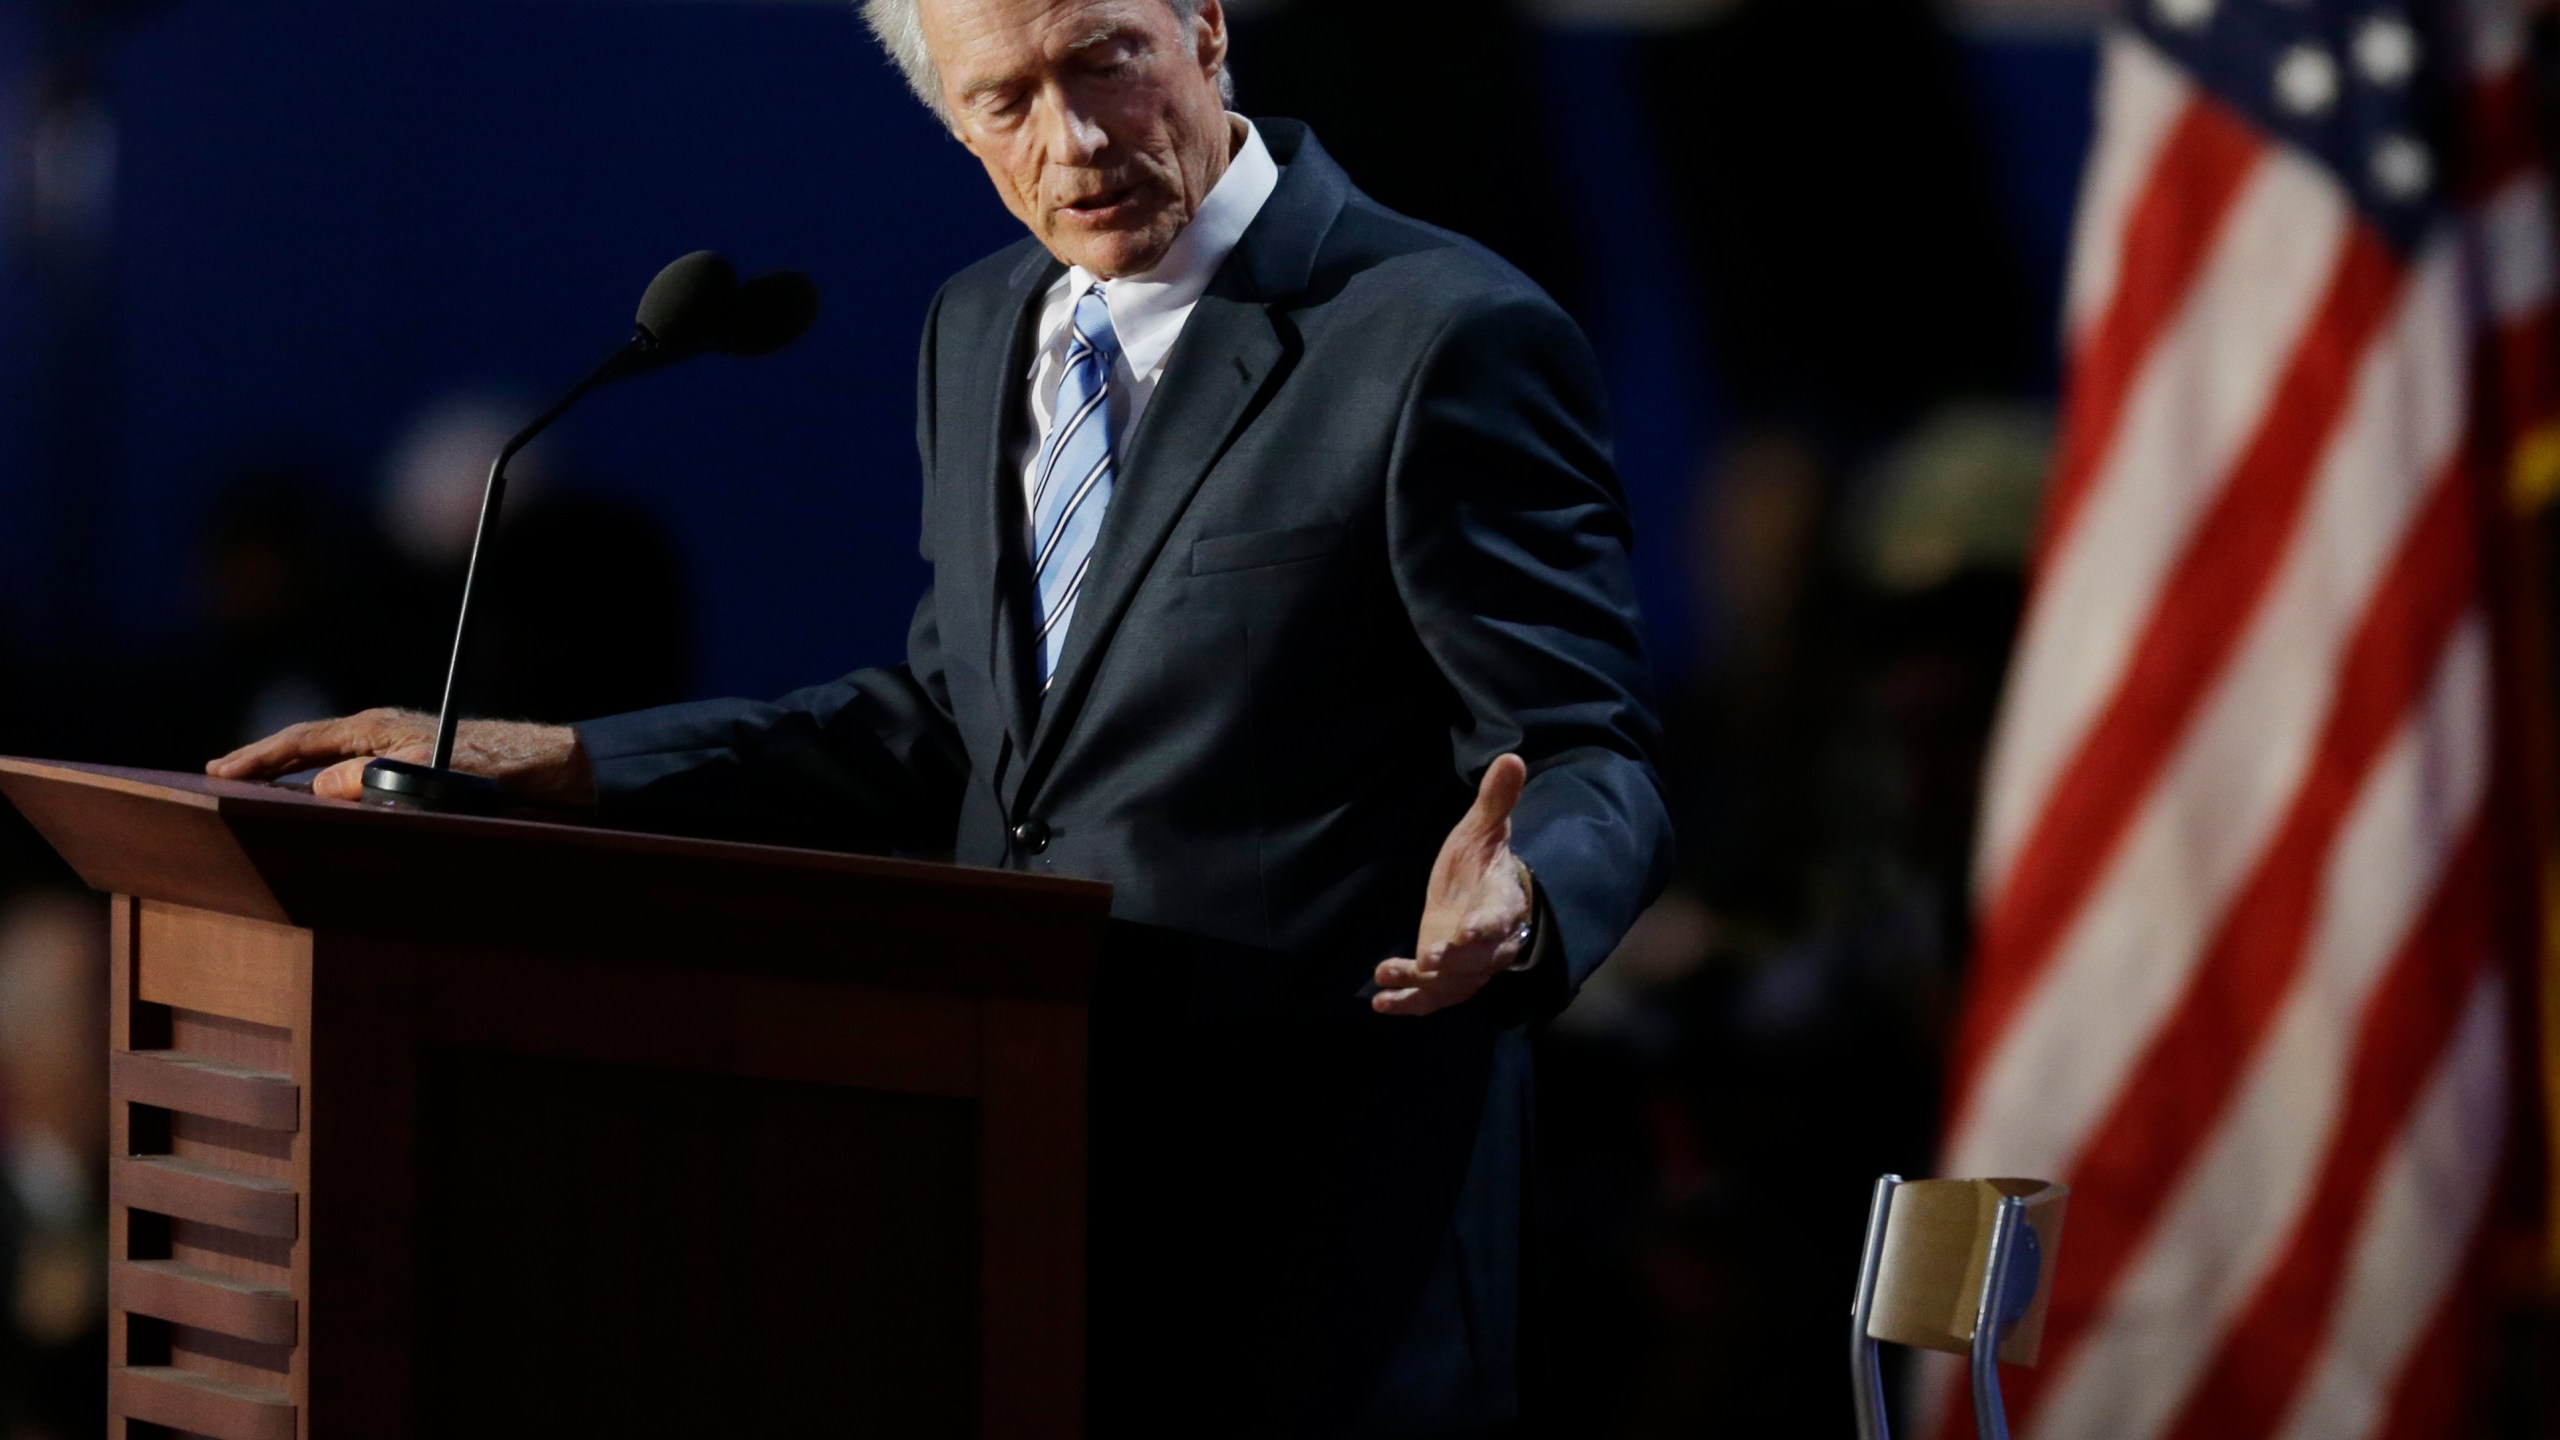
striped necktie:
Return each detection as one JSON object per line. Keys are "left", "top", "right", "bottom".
{"left": 1028, "top": 286, "right": 1121, "bottom": 689}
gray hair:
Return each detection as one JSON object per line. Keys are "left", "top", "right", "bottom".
{"left": 859, "top": 0, "right": 1235, "bottom": 123}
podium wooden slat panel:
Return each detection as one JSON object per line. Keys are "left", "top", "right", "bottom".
{"left": 113, "top": 1154, "right": 300, "bottom": 1239}
{"left": 137, "top": 902, "right": 306, "bottom": 1027}
{"left": 113, "top": 1364, "right": 296, "bottom": 1440}
{"left": 112, "top": 1259, "right": 300, "bottom": 1345}
{"left": 113, "top": 1049, "right": 301, "bottom": 1131}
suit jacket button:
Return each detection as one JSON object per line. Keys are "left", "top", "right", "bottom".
{"left": 1010, "top": 819, "right": 1051, "bottom": 855}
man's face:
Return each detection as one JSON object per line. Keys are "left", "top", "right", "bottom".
{"left": 920, "top": 0, "right": 1233, "bottom": 279}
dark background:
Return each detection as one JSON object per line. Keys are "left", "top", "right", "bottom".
{"left": 0, "top": 1, "right": 2103, "bottom": 1434}
{"left": 0, "top": 0, "right": 2096, "bottom": 699}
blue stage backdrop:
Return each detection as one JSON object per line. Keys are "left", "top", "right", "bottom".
{"left": 90, "top": 0, "right": 1002, "bottom": 703}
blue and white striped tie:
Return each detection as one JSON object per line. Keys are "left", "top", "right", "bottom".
{"left": 1028, "top": 286, "right": 1121, "bottom": 689}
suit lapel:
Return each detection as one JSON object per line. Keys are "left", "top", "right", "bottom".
{"left": 960, "top": 247, "right": 1064, "bottom": 758}
{"left": 1002, "top": 119, "right": 1351, "bottom": 805}
{"left": 1020, "top": 292, "right": 1287, "bottom": 771}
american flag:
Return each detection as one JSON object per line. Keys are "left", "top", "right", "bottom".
{"left": 1925, "top": 0, "right": 2557, "bottom": 1436}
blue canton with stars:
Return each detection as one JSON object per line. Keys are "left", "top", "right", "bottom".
{"left": 2128, "top": 0, "right": 2453, "bottom": 251}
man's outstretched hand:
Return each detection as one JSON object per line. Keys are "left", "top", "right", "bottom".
{"left": 1373, "top": 754, "right": 1534, "bottom": 1018}
{"left": 207, "top": 708, "right": 596, "bottom": 809}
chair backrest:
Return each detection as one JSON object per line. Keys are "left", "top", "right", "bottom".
{"left": 1851, "top": 1176, "right": 2069, "bottom": 1440}
{"left": 1872, "top": 1177, "right": 2068, "bottom": 1363}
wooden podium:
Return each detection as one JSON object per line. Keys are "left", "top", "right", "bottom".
{"left": 0, "top": 758, "right": 1111, "bottom": 1439}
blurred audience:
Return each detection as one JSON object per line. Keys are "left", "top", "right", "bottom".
{"left": 183, "top": 463, "right": 377, "bottom": 755}
{"left": 367, "top": 394, "right": 692, "bottom": 725}
{"left": 1636, "top": 0, "right": 2043, "bottom": 449}
{"left": 1536, "top": 400, "right": 2046, "bottom": 1434}
{"left": 1483, "top": 1, "right": 2056, "bottom": 1422}
{"left": 1228, "top": 0, "right": 1588, "bottom": 314}
{"left": 0, "top": 889, "right": 108, "bottom": 1440}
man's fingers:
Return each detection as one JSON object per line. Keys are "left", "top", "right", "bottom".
{"left": 1371, "top": 986, "right": 1450, "bottom": 1017}
{"left": 208, "top": 717, "right": 358, "bottom": 780}
{"left": 1376, "top": 957, "right": 1425, "bottom": 989}
{"left": 312, "top": 736, "right": 438, "bottom": 801}
{"left": 1452, "top": 754, "right": 1528, "bottom": 853}
{"left": 1415, "top": 936, "right": 1511, "bottom": 980}
{"left": 209, "top": 710, "right": 432, "bottom": 784}
{"left": 1389, "top": 759, "right": 1537, "bottom": 1014}
{"left": 205, "top": 724, "right": 301, "bottom": 778}
{"left": 313, "top": 757, "right": 373, "bottom": 802}
{"left": 1420, "top": 895, "right": 1532, "bottom": 971}
{"left": 1371, "top": 956, "right": 1498, "bottom": 1017}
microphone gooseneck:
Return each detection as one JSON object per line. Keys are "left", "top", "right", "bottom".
{"left": 361, "top": 250, "right": 822, "bottom": 814}
{"left": 421, "top": 336, "right": 648, "bottom": 775}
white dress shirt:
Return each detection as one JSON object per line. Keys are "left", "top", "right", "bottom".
{"left": 1009, "top": 115, "right": 1280, "bottom": 543}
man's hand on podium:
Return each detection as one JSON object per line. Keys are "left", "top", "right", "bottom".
{"left": 207, "top": 709, "right": 598, "bottom": 809}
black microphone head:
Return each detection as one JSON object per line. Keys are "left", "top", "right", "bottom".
{"left": 635, "top": 250, "right": 738, "bottom": 353}
{"left": 720, "top": 270, "right": 821, "bottom": 358}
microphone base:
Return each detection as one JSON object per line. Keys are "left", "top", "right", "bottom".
{"left": 359, "top": 759, "right": 505, "bottom": 816}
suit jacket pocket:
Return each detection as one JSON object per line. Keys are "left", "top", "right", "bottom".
{"left": 1188, "top": 522, "right": 1347, "bottom": 576}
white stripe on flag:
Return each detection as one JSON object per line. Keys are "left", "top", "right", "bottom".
{"left": 1974, "top": 147, "right": 2346, "bottom": 906}
{"left": 2063, "top": 35, "right": 2196, "bottom": 347}
{"left": 2270, "top": 967, "right": 2508, "bottom": 1440}
{"left": 2474, "top": 172, "right": 2557, "bottom": 326}
{"left": 2028, "top": 613, "right": 2491, "bottom": 1440}
{"left": 1948, "top": 236, "right": 2468, "bottom": 1181}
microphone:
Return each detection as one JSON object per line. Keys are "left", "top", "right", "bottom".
{"left": 611, "top": 264, "right": 821, "bottom": 385}
{"left": 361, "top": 251, "right": 823, "bottom": 815}
{"left": 637, "top": 249, "right": 741, "bottom": 353}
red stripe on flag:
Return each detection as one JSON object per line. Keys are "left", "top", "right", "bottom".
{"left": 1948, "top": 227, "right": 2409, "bottom": 1128}
{"left": 2155, "top": 822, "right": 2493, "bottom": 1440}
{"left": 2037, "top": 98, "right": 2265, "bottom": 570}
{"left": 2455, "top": 68, "right": 2539, "bottom": 204}
{"left": 1972, "top": 438, "right": 2478, "bottom": 1436}
{"left": 2489, "top": 307, "right": 2560, "bottom": 445}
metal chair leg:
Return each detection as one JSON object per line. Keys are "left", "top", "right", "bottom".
{"left": 1850, "top": 1175, "right": 1902, "bottom": 1440}
{"left": 1970, "top": 1196, "right": 2040, "bottom": 1440}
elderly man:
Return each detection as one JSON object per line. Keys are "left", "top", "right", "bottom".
{"left": 213, "top": 0, "right": 1672, "bottom": 1432}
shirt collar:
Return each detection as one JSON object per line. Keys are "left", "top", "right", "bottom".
{"left": 1039, "top": 115, "right": 1280, "bottom": 380}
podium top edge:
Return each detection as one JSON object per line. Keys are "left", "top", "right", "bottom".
{"left": 0, "top": 756, "right": 228, "bottom": 811}
{"left": 0, "top": 756, "right": 1112, "bottom": 906}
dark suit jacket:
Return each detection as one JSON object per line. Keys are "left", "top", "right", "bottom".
{"left": 574, "top": 120, "right": 1674, "bottom": 1436}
